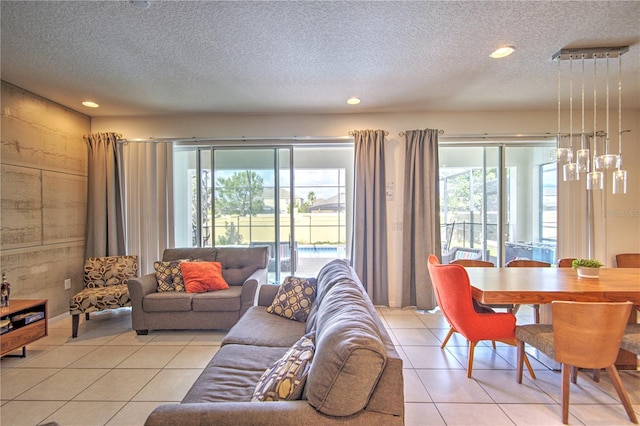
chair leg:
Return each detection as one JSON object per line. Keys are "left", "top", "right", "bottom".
{"left": 516, "top": 340, "right": 525, "bottom": 383}
{"left": 605, "top": 365, "right": 638, "bottom": 424}
{"left": 561, "top": 363, "right": 571, "bottom": 425}
{"left": 532, "top": 304, "right": 540, "bottom": 323}
{"left": 72, "top": 314, "right": 79, "bottom": 338}
{"left": 467, "top": 341, "right": 478, "bottom": 379}
{"left": 523, "top": 352, "right": 536, "bottom": 380}
{"left": 491, "top": 340, "right": 497, "bottom": 350}
{"left": 571, "top": 366, "right": 578, "bottom": 384}
{"left": 441, "top": 327, "right": 455, "bottom": 349}
{"left": 592, "top": 368, "right": 601, "bottom": 382}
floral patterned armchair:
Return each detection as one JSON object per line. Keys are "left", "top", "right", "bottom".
{"left": 69, "top": 255, "right": 138, "bottom": 338}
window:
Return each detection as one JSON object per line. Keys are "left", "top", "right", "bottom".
{"left": 439, "top": 141, "right": 557, "bottom": 266}
{"left": 173, "top": 143, "right": 353, "bottom": 282}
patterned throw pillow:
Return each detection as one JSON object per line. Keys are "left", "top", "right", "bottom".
{"left": 154, "top": 260, "right": 186, "bottom": 292}
{"left": 252, "top": 333, "right": 315, "bottom": 402}
{"left": 267, "top": 276, "right": 317, "bottom": 322}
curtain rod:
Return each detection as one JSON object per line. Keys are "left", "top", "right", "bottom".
{"left": 440, "top": 132, "right": 556, "bottom": 139}
{"left": 119, "top": 135, "right": 353, "bottom": 143}
{"left": 398, "top": 130, "right": 445, "bottom": 137}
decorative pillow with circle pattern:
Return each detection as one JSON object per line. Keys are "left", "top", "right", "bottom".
{"left": 267, "top": 276, "right": 317, "bottom": 322}
{"left": 154, "top": 260, "right": 186, "bottom": 292}
{"left": 252, "top": 333, "right": 315, "bottom": 402}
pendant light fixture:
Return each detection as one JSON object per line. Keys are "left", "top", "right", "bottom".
{"left": 552, "top": 46, "right": 629, "bottom": 194}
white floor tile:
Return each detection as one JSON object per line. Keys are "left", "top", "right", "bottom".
{"left": 435, "top": 403, "right": 515, "bottom": 425}
{"left": 132, "top": 369, "right": 203, "bottom": 402}
{"left": 73, "top": 369, "right": 160, "bottom": 401}
{"left": 404, "top": 402, "right": 446, "bottom": 425}
{"left": 106, "top": 401, "right": 170, "bottom": 426}
{"left": 42, "top": 400, "right": 126, "bottom": 426}
{"left": 14, "top": 368, "right": 109, "bottom": 401}
{"left": 115, "top": 345, "right": 183, "bottom": 369}
{"left": 416, "top": 369, "right": 494, "bottom": 403}
{"left": 164, "top": 345, "right": 220, "bottom": 369}
{"left": 0, "top": 400, "right": 66, "bottom": 426}
{"left": 0, "top": 367, "right": 59, "bottom": 400}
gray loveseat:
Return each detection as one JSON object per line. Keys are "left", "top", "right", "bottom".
{"left": 145, "top": 259, "right": 404, "bottom": 425}
{"left": 127, "top": 246, "right": 269, "bottom": 335}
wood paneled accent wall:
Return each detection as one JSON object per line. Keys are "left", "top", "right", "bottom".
{"left": 1, "top": 81, "right": 90, "bottom": 316}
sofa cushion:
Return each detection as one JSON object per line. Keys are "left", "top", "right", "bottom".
{"left": 163, "top": 247, "right": 217, "bottom": 262}
{"left": 222, "top": 306, "right": 306, "bottom": 347}
{"left": 181, "top": 261, "right": 230, "bottom": 293}
{"left": 154, "top": 260, "right": 186, "bottom": 292}
{"left": 143, "top": 292, "right": 193, "bottom": 312}
{"left": 267, "top": 276, "right": 317, "bottom": 322}
{"left": 216, "top": 247, "right": 268, "bottom": 286}
{"left": 191, "top": 286, "right": 243, "bottom": 312}
{"left": 252, "top": 333, "right": 315, "bottom": 402}
{"left": 182, "top": 344, "right": 288, "bottom": 403}
{"left": 305, "top": 279, "right": 387, "bottom": 417}
{"left": 69, "top": 284, "right": 131, "bottom": 315}
{"left": 306, "top": 259, "right": 361, "bottom": 334}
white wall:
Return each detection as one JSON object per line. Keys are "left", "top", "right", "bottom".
{"left": 93, "top": 109, "right": 640, "bottom": 307}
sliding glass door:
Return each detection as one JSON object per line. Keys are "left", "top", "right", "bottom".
{"left": 439, "top": 141, "right": 557, "bottom": 266}
{"left": 173, "top": 143, "right": 353, "bottom": 283}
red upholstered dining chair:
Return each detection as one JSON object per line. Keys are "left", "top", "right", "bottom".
{"left": 505, "top": 259, "right": 551, "bottom": 323}
{"left": 427, "top": 255, "right": 535, "bottom": 379}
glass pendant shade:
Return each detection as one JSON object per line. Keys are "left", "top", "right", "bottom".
{"left": 576, "top": 149, "right": 590, "bottom": 173}
{"left": 613, "top": 169, "right": 627, "bottom": 194}
{"left": 552, "top": 147, "right": 573, "bottom": 163}
{"left": 593, "top": 155, "right": 604, "bottom": 172}
{"left": 599, "top": 153, "right": 618, "bottom": 170}
{"left": 563, "top": 163, "right": 579, "bottom": 181}
{"left": 586, "top": 171, "right": 604, "bottom": 190}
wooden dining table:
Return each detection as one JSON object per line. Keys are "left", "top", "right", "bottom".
{"left": 466, "top": 267, "right": 640, "bottom": 369}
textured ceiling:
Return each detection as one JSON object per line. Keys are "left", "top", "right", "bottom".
{"left": 1, "top": 1, "right": 639, "bottom": 117}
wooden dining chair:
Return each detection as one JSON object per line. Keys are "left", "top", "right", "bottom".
{"left": 428, "top": 255, "right": 536, "bottom": 379}
{"left": 616, "top": 253, "right": 640, "bottom": 268}
{"left": 505, "top": 259, "right": 551, "bottom": 323}
{"left": 451, "top": 259, "right": 494, "bottom": 268}
{"left": 516, "top": 301, "right": 636, "bottom": 424}
{"left": 556, "top": 258, "right": 576, "bottom": 268}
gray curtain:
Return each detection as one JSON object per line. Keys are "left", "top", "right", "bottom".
{"left": 84, "top": 132, "right": 125, "bottom": 258}
{"left": 402, "top": 129, "right": 441, "bottom": 309}
{"left": 350, "top": 129, "right": 388, "bottom": 305}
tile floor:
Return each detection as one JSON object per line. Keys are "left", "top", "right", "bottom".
{"left": 1, "top": 306, "right": 638, "bottom": 426}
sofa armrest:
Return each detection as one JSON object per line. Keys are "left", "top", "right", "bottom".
{"left": 127, "top": 273, "right": 157, "bottom": 331}
{"left": 127, "top": 273, "right": 157, "bottom": 300}
{"left": 145, "top": 401, "right": 401, "bottom": 425}
{"left": 257, "top": 283, "right": 280, "bottom": 307}
{"left": 239, "top": 267, "right": 268, "bottom": 316}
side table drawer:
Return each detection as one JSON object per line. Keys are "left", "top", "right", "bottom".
{"left": 1, "top": 320, "right": 46, "bottom": 356}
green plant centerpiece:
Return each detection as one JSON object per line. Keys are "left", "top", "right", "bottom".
{"left": 572, "top": 258, "right": 603, "bottom": 278}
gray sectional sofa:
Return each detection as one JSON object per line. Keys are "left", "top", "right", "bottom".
{"left": 127, "top": 246, "right": 269, "bottom": 335}
{"left": 144, "top": 259, "right": 404, "bottom": 425}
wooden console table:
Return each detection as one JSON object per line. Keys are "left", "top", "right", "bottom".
{"left": 1, "top": 299, "right": 48, "bottom": 358}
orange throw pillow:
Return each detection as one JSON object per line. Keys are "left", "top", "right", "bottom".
{"left": 180, "top": 261, "right": 229, "bottom": 293}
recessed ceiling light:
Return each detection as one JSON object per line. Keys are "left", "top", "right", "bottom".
{"left": 347, "top": 97, "right": 361, "bottom": 105}
{"left": 130, "top": 0, "right": 150, "bottom": 9}
{"left": 490, "top": 46, "right": 515, "bottom": 59}
{"left": 82, "top": 101, "right": 99, "bottom": 108}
